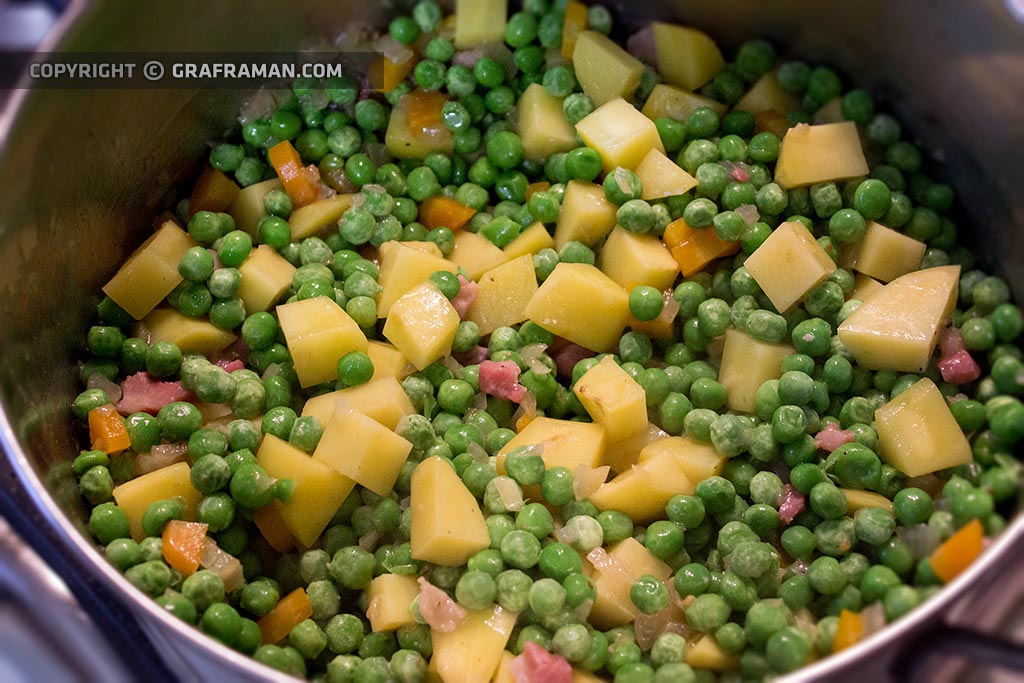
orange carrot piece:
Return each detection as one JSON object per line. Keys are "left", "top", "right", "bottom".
{"left": 257, "top": 587, "right": 313, "bottom": 645}
{"left": 368, "top": 55, "right": 416, "bottom": 93}
{"left": 253, "top": 504, "right": 297, "bottom": 553}
{"left": 525, "top": 181, "right": 551, "bottom": 201}
{"left": 832, "top": 609, "right": 864, "bottom": 653}
{"left": 628, "top": 302, "right": 677, "bottom": 340}
{"left": 561, "top": 1, "right": 588, "bottom": 60}
{"left": 663, "top": 218, "right": 740, "bottom": 277}
{"left": 162, "top": 520, "right": 209, "bottom": 576}
{"left": 189, "top": 166, "right": 240, "bottom": 216}
{"left": 88, "top": 405, "right": 131, "bottom": 454}
{"left": 930, "top": 518, "right": 985, "bottom": 583}
{"left": 418, "top": 195, "right": 478, "bottom": 231}
{"left": 268, "top": 140, "right": 319, "bottom": 207}
{"left": 405, "top": 89, "right": 447, "bottom": 139}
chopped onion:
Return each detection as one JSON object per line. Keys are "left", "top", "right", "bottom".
{"left": 520, "top": 344, "right": 551, "bottom": 375}
{"left": 440, "top": 354, "right": 464, "bottom": 379}
{"left": 736, "top": 203, "right": 761, "bottom": 225}
{"left": 200, "top": 538, "right": 244, "bottom": 592}
{"left": 238, "top": 88, "right": 277, "bottom": 125}
{"left": 494, "top": 477, "right": 524, "bottom": 512}
{"left": 358, "top": 530, "right": 381, "bottom": 551}
{"left": 897, "top": 524, "right": 941, "bottom": 559}
{"left": 132, "top": 321, "right": 152, "bottom": 345}
{"left": 365, "top": 143, "right": 389, "bottom": 168}
{"left": 635, "top": 598, "right": 676, "bottom": 650}
{"left": 861, "top": 601, "right": 887, "bottom": 637}
{"left": 334, "top": 22, "right": 373, "bottom": 51}
{"left": 614, "top": 167, "right": 634, "bottom": 196}
{"left": 626, "top": 26, "right": 656, "bottom": 65}
{"left": 399, "top": 496, "right": 411, "bottom": 510}
{"left": 372, "top": 34, "right": 414, "bottom": 65}
{"left": 572, "top": 598, "right": 594, "bottom": 623}
{"left": 520, "top": 389, "right": 537, "bottom": 416}
{"left": 472, "top": 391, "right": 488, "bottom": 411}
{"left": 417, "top": 577, "right": 467, "bottom": 633}
{"left": 661, "top": 290, "right": 680, "bottom": 321}
{"left": 466, "top": 441, "right": 489, "bottom": 462}
{"left": 552, "top": 523, "right": 579, "bottom": 546}
{"left": 573, "top": 464, "right": 610, "bottom": 501}
{"left": 88, "top": 373, "right": 122, "bottom": 404}
{"left": 788, "top": 559, "right": 810, "bottom": 576}
{"left": 135, "top": 443, "right": 189, "bottom": 475}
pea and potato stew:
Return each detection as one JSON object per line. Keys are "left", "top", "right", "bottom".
{"left": 70, "top": 0, "right": 1024, "bottom": 680}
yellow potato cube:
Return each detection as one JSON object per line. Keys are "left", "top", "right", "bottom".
{"left": 573, "top": 356, "right": 648, "bottom": 443}
{"left": 257, "top": 434, "right": 354, "bottom": 548}
{"left": 572, "top": 671, "right": 608, "bottom": 683}
{"left": 431, "top": 605, "right": 516, "bottom": 683}
{"left": 366, "top": 574, "right": 420, "bottom": 632}
{"left": 687, "top": 636, "right": 739, "bottom": 671}
{"left": 237, "top": 244, "right": 296, "bottom": 314}
{"left": 603, "top": 422, "right": 669, "bottom": 474}
{"left": 651, "top": 22, "right": 725, "bottom": 91}
{"left": 112, "top": 462, "right": 202, "bottom": 541}
{"left": 466, "top": 255, "right": 538, "bottom": 336}
{"left": 590, "top": 448, "right": 694, "bottom": 523}
{"left": 450, "top": 231, "right": 510, "bottom": 281}
{"left": 491, "top": 651, "right": 516, "bottom": 683}
{"left": 288, "top": 194, "right": 354, "bottom": 240}
{"left": 517, "top": 83, "right": 577, "bottom": 162}
{"left": 875, "top": 378, "right": 972, "bottom": 477}
{"left": 846, "top": 221, "right": 927, "bottom": 283}
{"left": 301, "top": 376, "right": 416, "bottom": 429}
{"left": 572, "top": 30, "right": 644, "bottom": 106}
{"left": 314, "top": 410, "right": 412, "bottom": 496}
{"left": 228, "top": 178, "right": 282, "bottom": 236}
{"left": 852, "top": 273, "right": 885, "bottom": 303}
{"left": 503, "top": 222, "right": 554, "bottom": 260}
{"left": 103, "top": 221, "right": 194, "bottom": 320}
{"left": 383, "top": 282, "right": 461, "bottom": 371}
{"left": 635, "top": 148, "right": 698, "bottom": 200}
{"left": 774, "top": 122, "right": 869, "bottom": 189}
{"left": 385, "top": 92, "right": 455, "bottom": 159}
{"left": 143, "top": 308, "right": 236, "bottom": 356}
{"left": 576, "top": 98, "right": 665, "bottom": 172}
{"left": 377, "top": 240, "right": 456, "bottom": 318}
{"left": 598, "top": 226, "right": 679, "bottom": 292}
{"left": 837, "top": 266, "right": 959, "bottom": 372}
{"left": 454, "top": 0, "right": 507, "bottom": 48}
{"left": 744, "top": 221, "right": 837, "bottom": 312}
{"left": 278, "top": 296, "right": 367, "bottom": 387}
{"left": 499, "top": 416, "right": 606, "bottom": 471}
{"left": 524, "top": 262, "right": 630, "bottom": 352}
{"left": 410, "top": 457, "right": 490, "bottom": 566}
{"left": 718, "top": 328, "right": 794, "bottom": 413}
{"left": 553, "top": 181, "right": 618, "bottom": 249}
{"left": 641, "top": 83, "right": 727, "bottom": 120}
{"left": 734, "top": 69, "right": 801, "bottom": 116}
{"left": 842, "top": 489, "right": 894, "bottom": 514}
{"left": 639, "top": 436, "right": 728, "bottom": 485}
{"left": 366, "top": 340, "right": 411, "bottom": 381}
{"left": 587, "top": 538, "right": 672, "bottom": 628}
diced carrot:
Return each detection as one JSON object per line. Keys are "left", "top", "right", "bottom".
{"left": 253, "top": 504, "right": 297, "bottom": 553}
{"left": 368, "top": 54, "right": 416, "bottom": 93}
{"left": 189, "top": 166, "right": 240, "bottom": 215}
{"left": 832, "top": 609, "right": 864, "bottom": 653}
{"left": 930, "top": 518, "right": 985, "bottom": 583}
{"left": 418, "top": 195, "right": 478, "bottom": 231}
{"left": 162, "top": 520, "right": 209, "bottom": 576}
{"left": 663, "top": 218, "right": 740, "bottom": 277}
{"left": 525, "top": 181, "right": 551, "bottom": 201}
{"left": 268, "top": 140, "right": 319, "bottom": 207}
{"left": 257, "top": 587, "right": 313, "bottom": 645}
{"left": 515, "top": 413, "right": 535, "bottom": 433}
{"left": 88, "top": 404, "right": 131, "bottom": 454}
{"left": 405, "top": 89, "right": 447, "bottom": 139}
{"left": 561, "top": 1, "right": 588, "bottom": 60}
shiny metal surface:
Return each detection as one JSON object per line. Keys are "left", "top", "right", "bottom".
{"left": 0, "top": 1, "right": 1021, "bottom": 681}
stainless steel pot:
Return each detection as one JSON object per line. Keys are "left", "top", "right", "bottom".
{"left": 1, "top": 1, "right": 1022, "bottom": 681}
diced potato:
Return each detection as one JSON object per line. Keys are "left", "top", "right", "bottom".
{"left": 503, "top": 222, "right": 554, "bottom": 260}
{"left": 635, "top": 148, "right": 698, "bottom": 200}
{"left": 366, "top": 574, "right": 420, "bottom": 632}
{"left": 466, "top": 255, "right": 539, "bottom": 336}
{"left": 572, "top": 670, "right": 608, "bottom": 683}
{"left": 143, "top": 308, "right": 237, "bottom": 356}
{"left": 278, "top": 296, "right": 368, "bottom": 387}
{"left": 454, "top": 0, "right": 507, "bottom": 48}
{"left": 450, "top": 231, "right": 510, "bottom": 281}
{"left": 651, "top": 22, "right": 725, "bottom": 91}
{"left": 812, "top": 96, "right": 845, "bottom": 125}
{"left": 553, "top": 181, "right": 618, "bottom": 249}
{"left": 572, "top": 30, "right": 644, "bottom": 106}
{"left": 603, "top": 422, "right": 669, "bottom": 473}
{"left": 574, "top": 356, "right": 648, "bottom": 442}
{"left": 627, "top": 301, "right": 679, "bottom": 340}
{"left": 718, "top": 328, "right": 794, "bottom": 413}
{"left": 744, "top": 221, "right": 837, "bottom": 312}
{"left": 237, "top": 244, "right": 296, "bottom": 314}
{"left": 587, "top": 537, "right": 672, "bottom": 628}
{"left": 846, "top": 221, "right": 927, "bottom": 283}
{"left": 590, "top": 447, "right": 694, "bottom": 522}
{"left": 837, "top": 266, "right": 959, "bottom": 372}
{"left": 410, "top": 456, "right": 490, "bottom": 566}
{"left": 517, "top": 83, "right": 577, "bottom": 162}
{"left": 733, "top": 69, "right": 801, "bottom": 116}
{"left": 385, "top": 92, "right": 455, "bottom": 159}
{"left": 377, "top": 240, "right": 456, "bottom": 318}
{"left": 288, "top": 194, "right": 354, "bottom": 240}
{"left": 431, "top": 605, "right": 516, "bottom": 683}
{"left": 491, "top": 651, "right": 516, "bottom": 683}
{"left": 599, "top": 226, "right": 679, "bottom": 291}
{"left": 112, "top": 462, "right": 202, "bottom": 541}
{"left": 774, "top": 122, "right": 869, "bottom": 189}
{"left": 663, "top": 217, "right": 741, "bottom": 277}
{"left": 687, "top": 636, "right": 739, "bottom": 671}
{"left": 366, "top": 340, "right": 411, "bottom": 381}
{"left": 842, "top": 489, "right": 894, "bottom": 514}
{"left": 639, "top": 436, "right": 728, "bottom": 485}
{"left": 383, "top": 282, "right": 461, "bottom": 370}
{"left": 498, "top": 416, "right": 606, "bottom": 471}
{"left": 315, "top": 410, "right": 412, "bottom": 496}
{"left": 641, "top": 83, "right": 727, "bottom": 120}
{"left": 576, "top": 98, "right": 665, "bottom": 172}
{"left": 103, "top": 221, "right": 194, "bottom": 320}
{"left": 228, "top": 178, "right": 282, "bottom": 235}
{"left": 257, "top": 434, "right": 354, "bottom": 548}
{"left": 301, "top": 376, "right": 416, "bottom": 429}
{"left": 524, "top": 262, "right": 630, "bottom": 352}
{"left": 875, "top": 378, "right": 972, "bottom": 477}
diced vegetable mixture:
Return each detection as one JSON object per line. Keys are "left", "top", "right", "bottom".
{"left": 70, "top": 0, "right": 1024, "bottom": 681}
